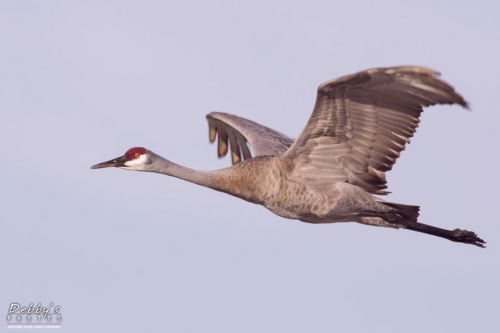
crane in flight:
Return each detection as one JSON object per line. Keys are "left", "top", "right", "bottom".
{"left": 91, "top": 66, "right": 485, "bottom": 247}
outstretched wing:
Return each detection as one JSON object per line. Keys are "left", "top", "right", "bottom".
{"left": 283, "top": 66, "right": 468, "bottom": 195}
{"left": 207, "top": 112, "right": 294, "bottom": 165}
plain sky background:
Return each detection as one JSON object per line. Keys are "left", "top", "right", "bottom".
{"left": 1, "top": 0, "right": 499, "bottom": 332}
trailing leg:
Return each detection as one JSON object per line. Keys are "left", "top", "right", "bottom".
{"left": 379, "top": 202, "right": 485, "bottom": 247}
{"left": 404, "top": 221, "right": 485, "bottom": 248}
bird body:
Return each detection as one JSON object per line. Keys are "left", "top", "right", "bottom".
{"left": 131, "top": 151, "right": 404, "bottom": 226}
{"left": 92, "top": 66, "right": 485, "bottom": 247}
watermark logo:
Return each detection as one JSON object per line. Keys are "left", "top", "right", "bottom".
{"left": 6, "top": 302, "right": 62, "bottom": 329}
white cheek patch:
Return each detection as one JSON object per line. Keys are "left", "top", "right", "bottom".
{"left": 123, "top": 154, "right": 148, "bottom": 170}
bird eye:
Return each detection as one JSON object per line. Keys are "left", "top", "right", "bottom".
{"left": 134, "top": 153, "right": 140, "bottom": 158}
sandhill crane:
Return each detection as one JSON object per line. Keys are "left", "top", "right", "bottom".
{"left": 91, "top": 66, "right": 485, "bottom": 247}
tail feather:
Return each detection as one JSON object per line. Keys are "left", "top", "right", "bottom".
{"left": 383, "top": 202, "right": 420, "bottom": 222}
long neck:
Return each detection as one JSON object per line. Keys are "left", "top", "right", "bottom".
{"left": 149, "top": 156, "right": 220, "bottom": 189}
{"left": 145, "top": 153, "right": 260, "bottom": 202}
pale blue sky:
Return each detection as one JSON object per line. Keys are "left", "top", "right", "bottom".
{"left": 1, "top": 1, "right": 499, "bottom": 332}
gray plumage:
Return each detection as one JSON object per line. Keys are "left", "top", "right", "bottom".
{"left": 207, "top": 112, "right": 294, "bottom": 164}
{"left": 92, "top": 66, "right": 484, "bottom": 247}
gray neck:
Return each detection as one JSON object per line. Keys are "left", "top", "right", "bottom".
{"left": 147, "top": 154, "right": 221, "bottom": 190}
{"left": 142, "top": 151, "right": 256, "bottom": 201}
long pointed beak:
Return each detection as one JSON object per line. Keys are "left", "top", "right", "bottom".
{"left": 91, "top": 156, "right": 126, "bottom": 169}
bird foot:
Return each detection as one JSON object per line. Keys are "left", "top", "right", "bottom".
{"left": 451, "top": 229, "right": 486, "bottom": 248}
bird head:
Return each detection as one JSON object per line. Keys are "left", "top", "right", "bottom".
{"left": 91, "top": 147, "right": 152, "bottom": 171}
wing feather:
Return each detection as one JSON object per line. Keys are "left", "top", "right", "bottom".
{"left": 282, "top": 66, "right": 468, "bottom": 194}
{"left": 207, "top": 112, "right": 294, "bottom": 165}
